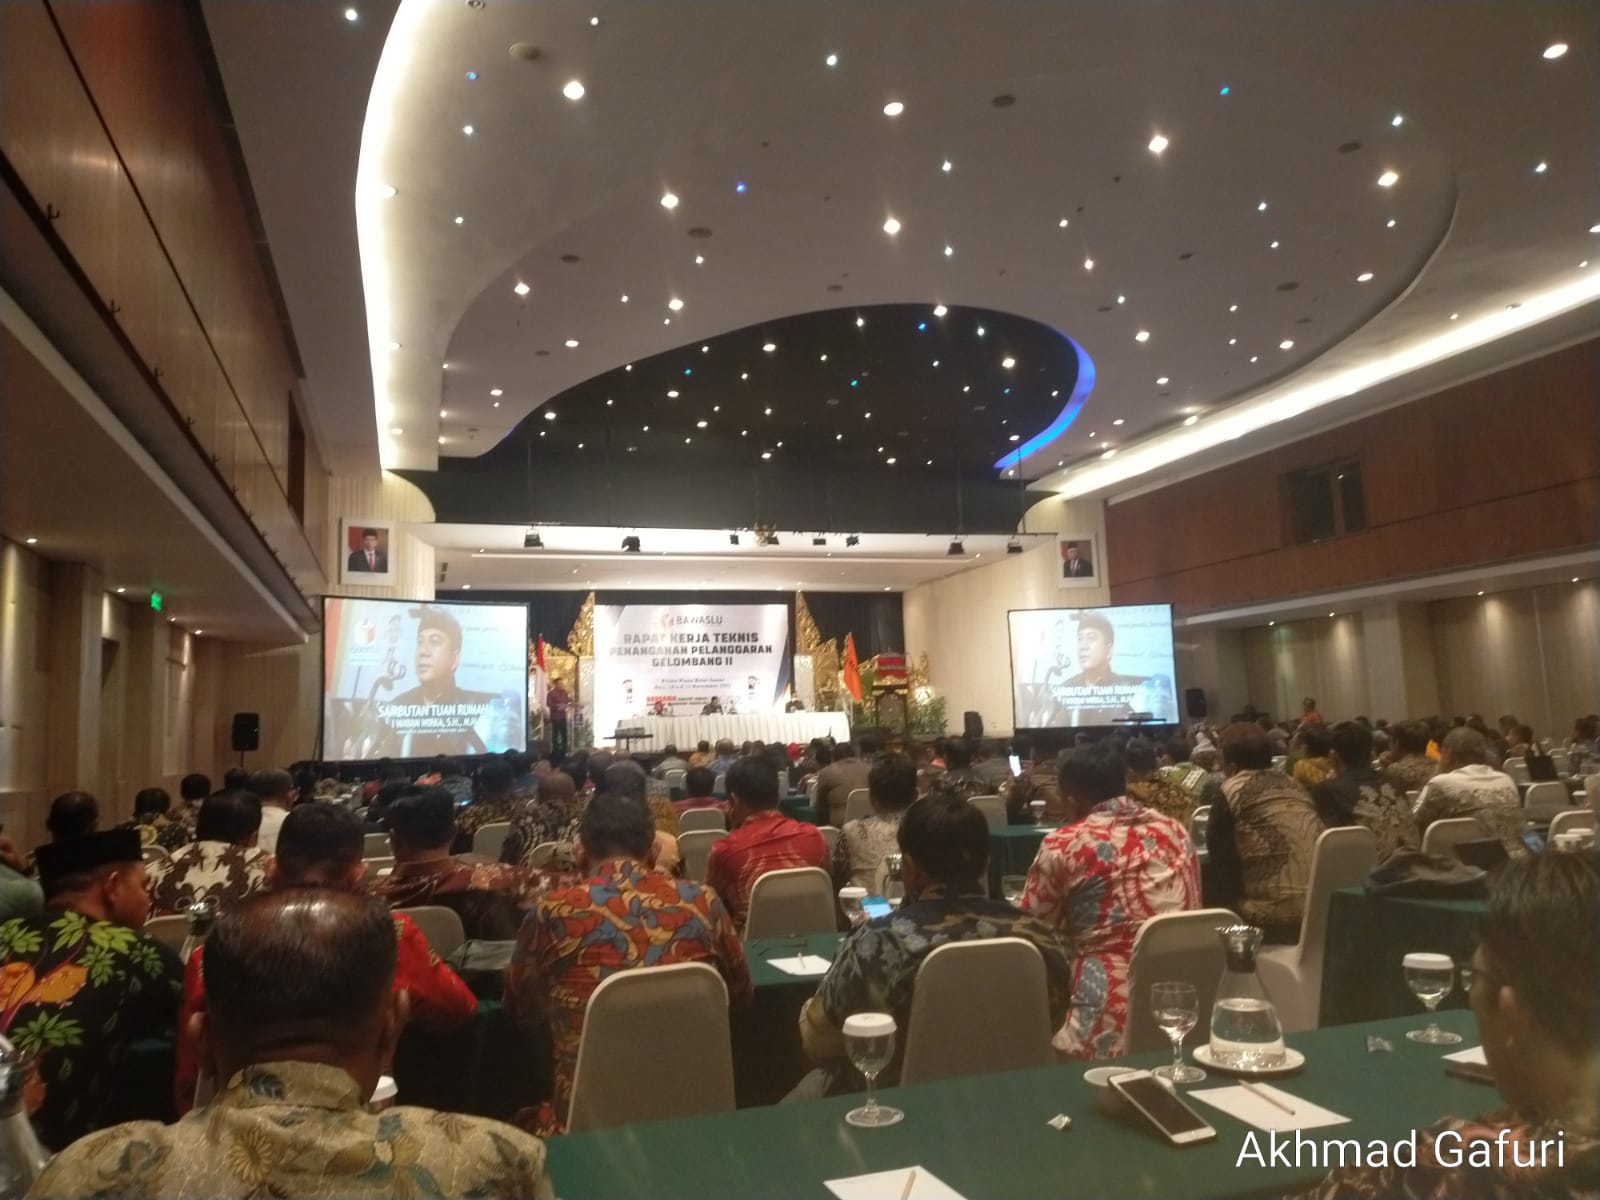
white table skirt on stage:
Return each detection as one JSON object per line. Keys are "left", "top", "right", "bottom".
{"left": 620, "top": 712, "right": 850, "bottom": 750}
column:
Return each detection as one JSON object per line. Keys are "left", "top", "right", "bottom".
{"left": 1361, "top": 601, "right": 1440, "bottom": 722}
{"left": 45, "top": 561, "right": 104, "bottom": 797}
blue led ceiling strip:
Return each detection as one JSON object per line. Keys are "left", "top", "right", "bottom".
{"left": 991, "top": 335, "right": 1096, "bottom": 473}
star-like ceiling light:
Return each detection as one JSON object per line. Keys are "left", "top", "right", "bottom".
{"left": 1083, "top": 257, "right": 1095, "bottom": 271}
{"left": 513, "top": 281, "right": 530, "bottom": 296}
{"left": 825, "top": 52, "right": 839, "bottom": 67}
{"left": 883, "top": 216, "right": 902, "bottom": 235}
{"left": 883, "top": 100, "right": 905, "bottom": 117}
{"left": 1134, "top": 330, "right": 1150, "bottom": 343}
{"left": 668, "top": 297, "right": 684, "bottom": 311}
{"left": 565, "top": 338, "right": 580, "bottom": 348}
{"left": 1377, "top": 170, "right": 1399, "bottom": 188}
{"left": 1148, "top": 133, "right": 1169, "bottom": 154}
{"left": 762, "top": 342, "right": 777, "bottom": 353}
{"left": 1357, "top": 272, "right": 1374, "bottom": 283}
{"left": 1156, "top": 376, "right": 1170, "bottom": 385}
{"left": 1543, "top": 42, "right": 1568, "bottom": 59}
{"left": 933, "top": 305, "right": 948, "bottom": 317}
{"left": 1279, "top": 339, "right": 1295, "bottom": 349}
{"left": 1001, "top": 356, "right": 1015, "bottom": 369}
{"left": 562, "top": 79, "right": 585, "bottom": 100}
{"left": 660, "top": 191, "right": 679, "bottom": 209}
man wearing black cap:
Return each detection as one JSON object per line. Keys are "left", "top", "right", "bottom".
{"left": 1038, "top": 610, "right": 1149, "bottom": 726}
{"left": 379, "top": 606, "right": 496, "bottom": 756}
{"left": 0, "top": 828, "right": 181, "bottom": 1149}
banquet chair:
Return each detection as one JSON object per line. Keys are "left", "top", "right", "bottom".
{"left": 140, "top": 843, "right": 170, "bottom": 867}
{"left": 1548, "top": 809, "right": 1594, "bottom": 839}
{"left": 363, "top": 856, "right": 394, "bottom": 880}
{"left": 713, "top": 773, "right": 727, "bottom": 796}
{"left": 805, "top": 778, "right": 820, "bottom": 804}
{"left": 1256, "top": 826, "right": 1377, "bottom": 1032}
{"left": 664, "top": 768, "right": 687, "bottom": 792}
{"left": 144, "top": 915, "right": 190, "bottom": 958}
{"left": 970, "top": 794, "right": 1007, "bottom": 832}
{"left": 567, "top": 962, "right": 733, "bottom": 1132}
{"left": 818, "top": 824, "right": 841, "bottom": 857}
{"left": 1420, "top": 817, "right": 1492, "bottom": 858}
{"left": 1549, "top": 749, "right": 1571, "bottom": 775}
{"left": 1522, "top": 781, "right": 1567, "bottom": 810}
{"left": 363, "top": 831, "right": 391, "bottom": 859}
{"left": 397, "top": 906, "right": 466, "bottom": 960}
{"left": 471, "top": 821, "right": 513, "bottom": 862}
{"left": 1503, "top": 756, "right": 1530, "bottom": 785}
{"left": 743, "top": 867, "right": 835, "bottom": 940}
{"left": 843, "top": 788, "right": 872, "bottom": 824}
{"left": 678, "top": 829, "right": 726, "bottom": 881}
{"left": 1188, "top": 805, "right": 1211, "bottom": 842}
{"left": 899, "top": 938, "right": 1053, "bottom": 1084}
{"left": 677, "top": 807, "right": 727, "bottom": 833}
{"left": 1123, "top": 907, "right": 1240, "bottom": 1054}
{"left": 526, "top": 840, "right": 561, "bottom": 869}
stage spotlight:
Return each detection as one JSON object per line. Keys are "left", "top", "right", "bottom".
{"left": 813, "top": 536, "right": 827, "bottom": 546}
{"left": 729, "top": 533, "right": 740, "bottom": 545}
{"left": 621, "top": 536, "right": 641, "bottom": 553}
{"left": 1005, "top": 538, "right": 1023, "bottom": 555}
{"left": 845, "top": 534, "right": 860, "bottom": 547}
{"left": 523, "top": 529, "right": 543, "bottom": 549}
{"left": 946, "top": 540, "right": 965, "bottom": 557}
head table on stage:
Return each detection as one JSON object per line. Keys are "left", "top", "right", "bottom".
{"left": 619, "top": 712, "right": 851, "bottom": 750}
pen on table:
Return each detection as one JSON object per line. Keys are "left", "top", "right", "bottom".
{"left": 898, "top": 1168, "right": 917, "bottom": 1200}
{"left": 1240, "top": 1080, "right": 1296, "bottom": 1115}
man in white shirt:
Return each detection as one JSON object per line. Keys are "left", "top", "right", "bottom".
{"left": 248, "top": 768, "right": 296, "bottom": 855}
{"left": 1413, "top": 727, "right": 1524, "bottom": 856}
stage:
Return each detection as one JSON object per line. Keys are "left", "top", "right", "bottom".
{"left": 616, "top": 712, "right": 850, "bottom": 750}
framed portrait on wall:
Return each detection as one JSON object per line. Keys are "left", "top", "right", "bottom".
{"left": 339, "top": 518, "right": 396, "bottom": 587}
{"left": 1056, "top": 533, "right": 1098, "bottom": 589}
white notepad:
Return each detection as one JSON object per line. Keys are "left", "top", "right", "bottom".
{"left": 1189, "top": 1083, "right": 1351, "bottom": 1132}
{"left": 765, "top": 953, "right": 832, "bottom": 976}
{"left": 826, "top": 1167, "right": 968, "bottom": 1200}
{"left": 1443, "top": 1045, "right": 1486, "bottom": 1065}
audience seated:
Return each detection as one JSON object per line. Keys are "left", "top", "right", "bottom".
{"left": 652, "top": 744, "right": 690, "bottom": 779}
{"left": 45, "top": 790, "right": 99, "bottom": 842}
{"left": 1124, "top": 737, "right": 1198, "bottom": 826}
{"left": 369, "top": 786, "right": 540, "bottom": 940}
{"left": 1311, "top": 721, "right": 1417, "bottom": 862}
{"left": 707, "top": 738, "right": 739, "bottom": 777}
{"left": 147, "top": 789, "right": 270, "bottom": 915}
{"left": 246, "top": 768, "right": 295, "bottom": 855}
{"left": 1157, "top": 737, "right": 1210, "bottom": 796}
{"left": 800, "top": 786, "right": 1071, "bottom": 1092}
{"left": 688, "top": 739, "right": 714, "bottom": 768}
{"left": 673, "top": 765, "right": 728, "bottom": 819}
{"left": 503, "top": 770, "right": 580, "bottom": 868}
{"left": 506, "top": 790, "right": 750, "bottom": 1134}
{"left": 1206, "top": 722, "right": 1322, "bottom": 944}
{"left": 1290, "top": 723, "right": 1337, "bottom": 788}
{"left": 30, "top": 889, "right": 550, "bottom": 1199}
{"left": 454, "top": 758, "right": 521, "bottom": 850}
{"left": 934, "top": 737, "right": 987, "bottom": 799}
{"left": 815, "top": 733, "right": 880, "bottom": 826}
{"left": 175, "top": 773, "right": 211, "bottom": 831}
{"left": 1, "top": 829, "right": 180, "bottom": 1150}
{"left": 1022, "top": 744, "right": 1200, "bottom": 1059}
{"left": 1567, "top": 715, "right": 1599, "bottom": 777}
{"left": 124, "top": 786, "right": 191, "bottom": 852}
{"left": 832, "top": 752, "right": 918, "bottom": 889}
{"left": 0, "top": 833, "right": 43, "bottom": 922}
{"left": 1004, "top": 738, "right": 1066, "bottom": 824}
{"left": 971, "top": 738, "right": 1013, "bottom": 790}
{"left": 599, "top": 763, "right": 681, "bottom": 873}
{"left": 1385, "top": 719, "right": 1441, "bottom": 792}
{"left": 706, "top": 757, "right": 827, "bottom": 930}
{"left": 1297, "top": 852, "right": 1598, "bottom": 1198}
{"left": 1414, "top": 727, "right": 1525, "bottom": 858}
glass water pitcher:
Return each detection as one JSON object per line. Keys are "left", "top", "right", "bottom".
{"left": 1209, "top": 924, "right": 1286, "bottom": 1069}
{"left": 0, "top": 1041, "right": 48, "bottom": 1198}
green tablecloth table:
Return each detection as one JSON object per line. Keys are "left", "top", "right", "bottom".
{"left": 736, "top": 933, "right": 845, "bottom": 1106}
{"left": 1319, "top": 887, "right": 1485, "bottom": 1027}
{"left": 779, "top": 793, "right": 824, "bottom": 825}
{"left": 987, "top": 823, "right": 1051, "bottom": 893}
{"left": 546, "top": 1010, "right": 1483, "bottom": 1200}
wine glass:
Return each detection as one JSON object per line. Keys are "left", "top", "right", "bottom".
{"left": 1150, "top": 982, "right": 1206, "bottom": 1083}
{"left": 843, "top": 1012, "right": 904, "bottom": 1127}
{"left": 838, "top": 887, "right": 867, "bottom": 928}
{"left": 1028, "top": 799, "right": 1047, "bottom": 827}
{"left": 1001, "top": 875, "right": 1028, "bottom": 906}
{"left": 1403, "top": 952, "right": 1463, "bottom": 1045}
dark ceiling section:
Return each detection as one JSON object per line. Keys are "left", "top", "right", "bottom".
{"left": 404, "top": 304, "right": 1072, "bottom": 534}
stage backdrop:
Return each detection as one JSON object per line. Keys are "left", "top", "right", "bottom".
{"left": 593, "top": 602, "right": 793, "bottom": 737}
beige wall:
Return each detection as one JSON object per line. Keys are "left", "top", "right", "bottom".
{"left": 904, "top": 497, "right": 1109, "bottom": 734}
{"left": 1240, "top": 614, "right": 1372, "bottom": 722}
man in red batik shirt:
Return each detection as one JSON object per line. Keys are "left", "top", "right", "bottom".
{"left": 706, "top": 757, "right": 827, "bottom": 931}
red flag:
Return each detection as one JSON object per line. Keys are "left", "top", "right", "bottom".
{"left": 536, "top": 635, "right": 546, "bottom": 671}
{"left": 842, "top": 634, "right": 863, "bottom": 703}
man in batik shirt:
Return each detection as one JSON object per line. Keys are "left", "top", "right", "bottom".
{"left": 452, "top": 758, "right": 523, "bottom": 852}
{"left": 706, "top": 757, "right": 826, "bottom": 930}
{"left": 0, "top": 829, "right": 181, "bottom": 1149}
{"left": 1022, "top": 744, "right": 1199, "bottom": 1060}
{"left": 31, "top": 888, "right": 551, "bottom": 1199}
{"left": 801, "top": 786, "right": 1072, "bottom": 1091}
{"left": 831, "top": 752, "right": 918, "bottom": 890}
{"left": 506, "top": 791, "right": 749, "bottom": 1133}
{"left": 124, "top": 787, "right": 192, "bottom": 853}
{"left": 145, "top": 788, "right": 270, "bottom": 916}
{"left": 1311, "top": 721, "right": 1417, "bottom": 863}
{"left": 1294, "top": 853, "right": 1598, "bottom": 1200}
{"left": 1124, "top": 738, "right": 1199, "bottom": 827}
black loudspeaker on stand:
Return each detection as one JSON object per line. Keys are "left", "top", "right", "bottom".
{"left": 1184, "top": 688, "right": 1207, "bottom": 720}
{"left": 231, "top": 711, "right": 260, "bottom": 766}
{"left": 963, "top": 711, "right": 983, "bottom": 740}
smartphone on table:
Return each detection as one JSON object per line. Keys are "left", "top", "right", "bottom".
{"left": 861, "top": 896, "right": 892, "bottom": 920}
{"left": 1109, "top": 1069, "right": 1217, "bottom": 1145}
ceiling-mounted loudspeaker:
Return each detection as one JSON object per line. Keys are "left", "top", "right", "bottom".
{"left": 524, "top": 530, "right": 543, "bottom": 549}
{"left": 812, "top": 536, "right": 827, "bottom": 546}
{"left": 729, "top": 533, "right": 740, "bottom": 546}
{"left": 947, "top": 540, "right": 965, "bottom": 557}
{"left": 1006, "top": 538, "right": 1023, "bottom": 555}
{"left": 621, "top": 536, "right": 641, "bottom": 553}
{"left": 845, "top": 535, "right": 860, "bottom": 547}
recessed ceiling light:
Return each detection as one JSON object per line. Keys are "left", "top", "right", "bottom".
{"left": 1534, "top": 160, "right": 1549, "bottom": 174}
{"left": 377, "top": 183, "right": 397, "bottom": 199}
{"left": 1328, "top": 612, "right": 1336, "bottom": 619}
{"left": 513, "top": 281, "right": 530, "bottom": 296}
{"left": 544, "top": 411, "right": 557, "bottom": 421}
{"left": 1357, "top": 272, "right": 1374, "bottom": 282}
{"left": 1156, "top": 376, "right": 1170, "bottom": 385}
{"left": 941, "top": 159, "right": 953, "bottom": 172}
{"left": 976, "top": 325, "right": 985, "bottom": 337}
{"left": 343, "top": 7, "right": 359, "bottom": 20}
{"left": 663, "top": 297, "right": 687, "bottom": 315}
{"left": 1590, "top": 224, "right": 1600, "bottom": 234}
{"left": 1270, "top": 240, "right": 1280, "bottom": 249}
{"left": 1377, "top": 169, "right": 1399, "bottom": 187}
{"left": 390, "top": 426, "right": 403, "bottom": 435}
{"left": 932, "top": 305, "right": 948, "bottom": 317}
{"left": 1449, "top": 312, "right": 1459, "bottom": 320}
{"left": 764, "top": 407, "right": 772, "bottom": 415}
{"left": 462, "top": 124, "right": 475, "bottom": 136}
{"left": 1543, "top": 42, "right": 1568, "bottom": 60}
{"left": 761, "top": 451, "right": 772, "bottom": 460}
{"left": 23, "top": 535, "right": 37, "bottom": 545}
{"left": 1183, "top": 414, "right": 1199, "bottom": 426}
{"left": 863, "top": 411, "right": 871, "bottom": 418}
{"left": 1574, "top": 577, "right": 1582, "bottom": 584}
{"left": 1386, "top": 218, "right": 1397, "bottom": 228}
{"left": 660, "top": 191, "right": 679, "bottom": 209}
{"left": 667, "top": 390, "right": 679, "bottom": 398}
{"left": 883, "top": 100, "right": 904, "bottom": 117}
{"left": 492, "top": 401, "right": 500, "bottom": 407}
{"left": 1268, "top": 620, "right": 1276, "bottom": 627}
{"left": 1476, "top": 591, "right": 1485, "bottom": 597}
{"left": 1391, "top": 113, "right": 1404, "bottom": 127}
{"left": 663, "top": 317, "right": 671, "bottom": 325}
{"left": 1279, "top": 339, "right": 1295, "bottom": 350}
{"left": 1228, "top": 337, "right": 1237, "bottom": 345}
{"left": 1229, "top": 304, "right": 1239, "bottom": 313}
{"left": 1116, "top": 295, "right": 1126, "bottom": 305}
{"left": 1058, "top": 218, "right": 1069, "bottom": 228}
{"left": 1257, "top": 200, "right": 1268, "bottom": 213}
{"left": 453, "top": 215, "right": 465, "bottom": 225}
{"left": 825, "top": 52, "right": 839, "bottom": 67}
{"left": 1083, "top": 257, "right": 1095, "bottom": 271}
{"left": 620, "top": 294, "right": 629, "bottom": 303}
{"left": 565, "top": 338, "right": 580, "bottom": 348}
{"left": 115, "top": 586, "right": 127, "bottom": 593}
{"left": 943, "top": 244, "right": 954, "bottom": 257}
{"left": 1001, "top": 356, "right": 1015, "bottom": 369}
{"left": 1250, "top": 355, "right": 1259, "bottom": 363}
{"left": 1100, "top": 448, "right": 1117, "bottom": 460}
{"left": 1112, "top": 418, "right": 1124, "bottom": 426}
{"left": 562, "top": 79, "right": 586, "bottom": 100}
{"left": 883, "top": 216, "right": 901, "bottom": 235}
{"left": 696, "top": 420, "right": 708, "bottom": 428}
{"left": 1134, "top": 330, "right": 1150, "bottom": 343}
{"left": 694, "top": 255, "right": 705, "bottom": 265}
{"left": 762, "top": 342, "right": 777, "bottom": 353}
{"left": 1148, "top": 133, "right": 1169, "bottom": 154}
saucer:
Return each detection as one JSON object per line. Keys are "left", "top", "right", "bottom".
{"left": 1191, "top": 1045, "right": 1306, "bottom": 1077}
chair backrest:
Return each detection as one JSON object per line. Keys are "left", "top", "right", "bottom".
{"left": 396, "top": 905, "right": 466, "bottom": 960}
{"left": 144, "top": 914, "right": 190, "bottom": 956}
{"left": 713, "top": 773, "right": 726, "bottom": 796}
{"left": 1522, "top": 781, "right": 1567, "bottom": 810}
{"left": 1188, "top": 805, "right": 1211, "bottom": 842}
{"left": 363, "top": 856, "right": 395, "bottom": 880}
{"left": 1503, "top": 756, "right": 1530, "bottom": 784}
{"left": 1405, "top": 789, "right": 1422, "bottom": 806}
{"left": 471, "top": 821, "right": 513, "bottom": 861}
{"left": 817, "top": 824, "right": 841, "bottom": 856}
{"left": 664, "top": 768, "right": 687, "bottom": 790}
{"left": 900, "top": 938, "right": 1054, "bottom": 1085}
{"left": 970, "top": 794, "right": 1007, "bottom": 832}
{"left": 1288, "top": 825, "right": 1377, "bottom": 962}
{"left": 843, "top": 788, "right": 873, "bottom": 824}
{"left": 140, "top": 843, "right": 170, "bottom": 866}
{"left": 1421, "top": 816, "right": 1491, "bottom": 858}
{"left": 805, "top": 778, "right": 820, "bottom": 803}
{"left": 678, "top": 829, "right": 726, "bottom": 881}
{"left": 567, "top": 962, "right": 733, "bottom": 1132}
{"left": 526, "top": 840, "right": 561, "bottom": 869}
{"left": 743, "top": 867, "right": 836, "bottom": 940}
{"left": 678, "top": 807, "right": 726, "bottom": 833}
{"left": 1548, "top": 809, "right": 1595, "bottom": 839}
{"left": 363, "top": 831, "right": 391, "bottom": 859}
{"left": 1549, "top": 749, "right": 1571, "bottom": 774}
{"left": 1123, "top": 908, "right": 1239, "bottom": 1053}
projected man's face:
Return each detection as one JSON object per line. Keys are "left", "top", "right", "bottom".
{"left": 416, "top": 627, "right": 460, "bottom": 686}
{"left": 1077, "top": 626, "right": 1113, "bottom": 674}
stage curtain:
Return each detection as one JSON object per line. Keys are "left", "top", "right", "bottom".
{"left": 802, "top": 592, "right": 905, "bottom": 660}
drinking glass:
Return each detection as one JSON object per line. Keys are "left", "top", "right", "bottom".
{"left": 843, "top": 1013, "right": 904, "bottom": 1127}
{"left": 838, "top": 887, "right": 867, "bottom": 928}
{"left": 1001, "top": 875, "right": 1028, "bottom": 906}
{"left": 1403, "top": 952, "right": 1463, "bottom": 1045}
{"left": 1150, "top": 982, "right": 1206, "bottom": 1083}
{"left": 1028, "top": 799, "right": 1047, "bottom": 827}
